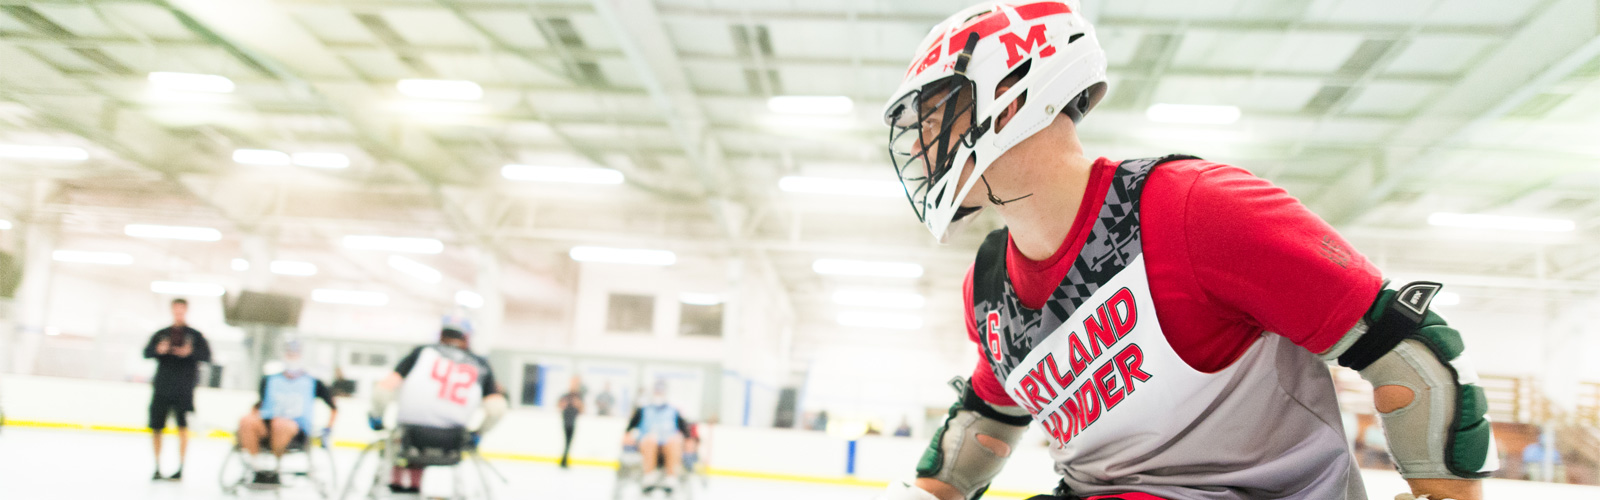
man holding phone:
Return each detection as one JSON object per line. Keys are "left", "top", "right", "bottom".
{"left": 143, "top": 298, "right": 212, "bottom": 480}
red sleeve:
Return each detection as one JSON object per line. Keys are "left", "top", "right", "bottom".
{"left": 964, "top": 265, "right": 1017, "bottom": 406}
{"left": 1179, "top": 163, "right": 1382, "bottom": 354}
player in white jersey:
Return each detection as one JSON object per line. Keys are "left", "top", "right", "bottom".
{"left": 368, "top": 327, "right": 507, "bottom": 493}
{"left": 879, "top": 2, "right": 1494, "bottom": 500}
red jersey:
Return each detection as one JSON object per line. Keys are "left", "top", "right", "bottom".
{"left": 966, "top": 157, "right": 1382, "bottom": 405}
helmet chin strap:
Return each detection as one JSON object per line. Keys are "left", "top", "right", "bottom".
{"left": 981, "top": 174, "right": 1033, "bottom": 206}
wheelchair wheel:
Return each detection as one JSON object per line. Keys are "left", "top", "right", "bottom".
{"left": 304, "top": 443, "right": 339, "bottom": 499}
{"left": 218, "top": 446, "right": 250, "bottom": 495}
{"left": 339, "top": 439, "right": 388, "bottom": 500}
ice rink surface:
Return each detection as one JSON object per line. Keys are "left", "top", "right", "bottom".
{"left": 4, "top": 427, "right": 1598, "bottom": 500}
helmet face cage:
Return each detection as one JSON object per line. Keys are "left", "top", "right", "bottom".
{"left": 887, "top": 76, "right": 980, "bottom": 226}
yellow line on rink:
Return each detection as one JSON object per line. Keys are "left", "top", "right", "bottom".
{"left": 3, "top": 419, "right": 1035, "bottom": 497}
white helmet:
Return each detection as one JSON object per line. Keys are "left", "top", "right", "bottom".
{"left": 882, "top": 1, "right": 1107, "bottom": 241}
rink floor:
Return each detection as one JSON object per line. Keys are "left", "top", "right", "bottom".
{"left": 3, "top": 426, "right": 1598, "bottom": 500}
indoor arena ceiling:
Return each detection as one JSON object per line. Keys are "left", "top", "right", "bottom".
{"left": 1, "top": 0, "right": 1598, "bottom": 359}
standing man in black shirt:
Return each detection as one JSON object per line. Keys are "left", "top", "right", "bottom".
{"left": 142, "top": 298, "right": 212, "bottom": 480}
{"left": 557, "top": 376, "right": 584, "bottom": 468}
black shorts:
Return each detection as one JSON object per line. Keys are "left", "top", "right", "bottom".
{"left": 149, "top": 395, "right": 194, "bottom": 431}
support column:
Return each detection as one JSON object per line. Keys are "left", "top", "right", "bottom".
{"left": 7, "top": 212, "right": 57, "bottom": 375}
{"left": 237, "top": 233, "right": 278, "bottom": 389}
{"left": 471, "top": 247, "right": 504, "bottom": 355}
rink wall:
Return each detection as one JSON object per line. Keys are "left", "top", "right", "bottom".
{"left": 0, "top": 374, "right": 1060, "bottom": 494}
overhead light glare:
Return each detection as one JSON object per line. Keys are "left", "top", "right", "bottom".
{"left": 125, "top": 224, "right": 222, "bottom": 242}
{"left": 569, "top": 246, "right": 676, "bottom": 266}
{"left": 1433, "top": 291, "right": 1461, "bottom": 308}
{"left": 1146, "top": 103, "right": 1241, "bottom": 125}
{"left": 778, "top": 176, "right": 901, "bottom": 198}
{"left": 0, "top": 144, "right": 89, "bottom": 161}
{"left": 231, "top": 258, "right": 250, "bottom": 271}
{"left": 312, "top": 289, "right": 388, "bottom": 306}
{"left": 456, "top": 290, "right": 484, "bottom": 309}
{"left": 270, "top": 260, "right": 318, "bottom": 276}
{"left": 148, "top": 71, "right": 236, "bottom": 93}
{"left": 767, "top": 95, "right": 854, "bottom": 115}
{"left": 0, "top": 220, "right": 11, "bottom": 230}
{"left": 501, "top": 164, "right": 625, "bottom": 185}
{"left": 342, "top": 235, "right": 444, "bottom": 254}
{"left": 292, "top": 152, "right": 350, "bottom": 169}
{"left": 150, "top": 281, "right": 225, "bottom": 297}
{"left": 679, "top": 293, "right": 723, "bottom": 306}
{"left": 1427, "top": 212, "right": 1575, "bottom": 233}
{"left": 837, "top": 311, "right": 925, "bottom": 330}
{"left": 812, "top": 258, "right": 923, "bottom": 278}
{"left": 233, "top": 149, "right": 291, "bottom": 166}
{"left": 52, "top": 250, "right": 133, "bottom": 265}
{"left": 396, "top": 79, "right": 484, "bottom": 101}
{"left": 832, "top": 290, "right": 926, "bottom": 309}
{"left": 388, "top": 255, "right": 442, "bottom": 284}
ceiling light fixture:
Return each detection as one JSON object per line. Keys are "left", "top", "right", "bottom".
{"left": 501, "top": 164, "right": 625, "bottom": 184}
{"left": 125, "top": 224, "right": 222, "bottom": 242}
{"left": 269, "top": 260, "right": 318, "bottom": 276}
{"left": 148, "top": 71, "right": 236, "bottom": 93}
{"left": 1427, "top": 212, "right": 1576, "bottom": 233}
{"left": 388, "top": 255, "right": 442, "bottom": 284}
{"left": 456, "top": 290, "right": 484, "bottom": 309}
{"left": 233, "top": 149, "right": 291, "bottom": 166}
{"left": 1145, "top": 103, "right": 1242, "bottom": 125}
{"left": 812, "top": 258, "right": 923, "bottom": 278}
{"left": 767, "top": 95, "right": 855, "bottom": 115}
{"left": 231, "top": 258, "right": 250, "bottom": 271}
{"left": 837, "top": 311, "right": 924, "bottom": 330}
{"left": 569, "top": 246, "right": 676, "bottom": 266}
{"left": 396, "top": 79, "right": 484, "bottom": 101}
{"left": 0, "top": 144, "right": 90, "bottom": 161}
{"left": 291, "top": 152, "right": 350, "bottom": 169}
{"left": 832, "top": 290, "right": 926, "bottom": 309}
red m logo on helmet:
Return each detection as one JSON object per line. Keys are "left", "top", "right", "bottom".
{"left": 999, "top": 24, "right": 1055, "bottom": 67}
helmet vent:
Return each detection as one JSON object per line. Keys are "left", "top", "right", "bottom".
{"left": 1068, "top": 33, "right": 1085, "bottom": 44}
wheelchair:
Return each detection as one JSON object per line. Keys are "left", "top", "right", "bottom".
{"left": 219, "top": 428, "right": 338, "bottom": 498}
{"left": 340, "top": 425, "right": 500, "bottom": 500}
{"left": 612, "top": 441, "right": 702, "bottom": 500}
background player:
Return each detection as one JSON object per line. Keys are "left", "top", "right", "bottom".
{"left": 879, "top": 2, "right": 1496, "bottom": 499}
{"left": 142, "top": 297, "right": 211, "bottom": 481}
{"left": 368, "top": 327, "right": 507, "bottom": 493}
{"left": 236, "top": 341, "right": 337, "bottom": 485}
{"left": 624, "top": 380, "right": 692, "bottom": 494}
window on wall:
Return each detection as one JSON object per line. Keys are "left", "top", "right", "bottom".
{"left": 679, "top": 303, "right": 724, "bottom": 337}
{"left": 521, "top": 363, "right": 543, "bottom": 407}
{"left": 606, "top": 293, "right": 655, "bottom": 333}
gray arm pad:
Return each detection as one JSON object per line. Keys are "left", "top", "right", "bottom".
{"left": 370, "top": 385, "right": 396, "bottom": 418}
{"left": 919, "top": 386, "right": 1031, "bottom": 500}
{"left": 478, "top": 396, "right": 507, "bottom": 434}
{"left": 1357, "top": 340, "right": 1496, "bottom": 479}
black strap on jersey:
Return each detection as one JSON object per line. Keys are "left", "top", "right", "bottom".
{"left": 1337, "top": 281, "right": 1444, "bottom": 371}
{"left": 951, "top": 377, "right": 1032, "bottom": 426}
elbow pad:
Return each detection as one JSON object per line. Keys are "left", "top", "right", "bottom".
{"left": 916, "top": 379, "right": 1032, "bottom": 500}
{"left": 370, "top": 384, "right": 396, "bottom": 419}
{"left": 478, "top": 397, "right": 508, "bottom": 434}
{"left": 1323, "top": 282, "right": 1498, "bottom": 479}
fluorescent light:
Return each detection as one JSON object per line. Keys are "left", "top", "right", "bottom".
{"left": 52, "top": 250, "right": 133, "bottom": 265}
{"left": 1433, "top": 291, "right": 1461, "bottom": 308}
{"left": 501, "top": 165, "right": 625, "bottom": 185}
{"left": 569, "top": 246, "right": 676, "bottom": 266}
{"left": 832, "top": 290, "right": 926, "bottom": 309}
{"left": 312, "top": 289, "right": 388, "bottom": 306}
{"left": 388, "top": 255, "right": 441, "bottom": 284}
{"left": 0, "top": 220, "right": 10, "bottom": 230}
{"left": 1427, "top": 213, "right": 1576, "bottom": 233}
{"left": 1146, "top": 103, "right": 1241, "bottom": 125}
{"left": 233, "top": 149, "right": 291, "bottom": 166}
{"left": 342, "top": 235, "right": 445, "bottom": 254}
{"left": 812, "top": 258, "right": 923, "bottom": 278}
{"left": 456, "top": 290, "right": 484, "bottom": 309}
{"left": 231, "top": 258, "right": 250, "bottom": 271}
{"left": 125, "top": 224, "right": 222, "bottom": 242}
{"left": 0, "top": 144, "right": 89, "bottom": 161}
{"left": 270, "top": 260, "right": 318, "bottom": 276}
{"left": 768, "top": 95, "right": 854, "bottom": 115}
{"left": 679, "top": 293, "right": 723, "bottom": 306}
{"left": 291, "top": 152, "right": 350, "bottom": 169}
{"left": 147, "top": 71, "right": 235, "bottom": 93}
{"left": 150, "top": 281, "right": 225, "bottom": 297}
{"left": 396, "top": 79, "right": 483, "bottom": 101}
{"left": 837, "top": 311, "right": 924, "bottom": 330}
{"left": 778, "top": 176, "right": 902, "bottom": 198}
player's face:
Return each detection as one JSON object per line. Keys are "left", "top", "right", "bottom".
{"left": 171, "top": 302, "right": 187, "bottom": 323}
{"left": 909, "top": 84, "right": 975, "bottom": 176}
